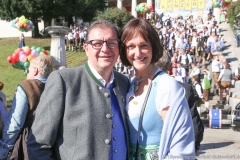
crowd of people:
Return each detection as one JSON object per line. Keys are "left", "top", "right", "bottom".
{"left": 0, "top": 11, "right": 239, "bottom": 159}
{"left": 65, "top": 23, "right": 88, "bottom": 52}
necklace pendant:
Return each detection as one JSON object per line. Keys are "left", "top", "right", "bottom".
{"left": 133, "top": 101, "right": 138, "bottom": 105}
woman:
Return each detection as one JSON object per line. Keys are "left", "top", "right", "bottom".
{"left": 120, "top": 18, "right": 195, "bottom": 160}
{"left": 19, "top": 33, "right": 25, "bottom": 48}
{"left": 202, "top": 68, "right": 211, "bottom": 112}
{"left": 218, "top": 63, "right": 232, "bottom": 105}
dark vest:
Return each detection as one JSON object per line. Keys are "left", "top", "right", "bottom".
{"left": 10, "top": 80, "right": 45, "bottom": 160}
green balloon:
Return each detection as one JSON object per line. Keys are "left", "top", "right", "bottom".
{"left": 31, "top": 46, "right": 36, "bottom": 50}
{"left": 36, "top": 47, "right": 42, "bottom": 53}
{"left": 24, "top": 61, "right": 30, "bottom": 67}
{"left": 12, "top": 62, "right": 21, "bottom": 69}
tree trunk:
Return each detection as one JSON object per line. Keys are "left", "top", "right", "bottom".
{"left": 32, "top": 18, "right": 40, "bottom": 38}
{"left": 65, "top": 15, "right": 73, "bottom": 27}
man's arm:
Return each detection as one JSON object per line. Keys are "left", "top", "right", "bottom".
{"left": 27, "top": 71, "right": 65, "bottom": 160}
{"left": 0, "top": 87, "right": 29, "bottom": 159}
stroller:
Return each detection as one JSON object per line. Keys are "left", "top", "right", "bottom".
{"left": 231, "top": 103, "right": 240, "bottom": 131}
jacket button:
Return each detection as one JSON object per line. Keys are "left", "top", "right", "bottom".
{"left": 99, "top": 86, "right": 103, "bottom": 90}
{"left": 114, "top": 149, "right": 118, "bottom": 153}
{"left": 106, "top": 114, "right": 112, "bottom": 119}
{"left": 104, "top": 93, "right": 110, "bottom": 97}
{"left": 105, "top": 139, "right": 111, "bottom": 145}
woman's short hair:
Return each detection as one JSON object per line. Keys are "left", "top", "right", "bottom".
{"left": 31, "top": 55, "right": 53, "bottom": 78}
{"left": 225, "top": 63, "right": 230, "bottom": 69}
{"left": 86, "top": 20, "right": 119, "bottom": 42}
{"left": 120, "top": 18, "right": 163, "bottom": 66}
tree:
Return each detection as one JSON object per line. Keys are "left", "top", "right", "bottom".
{"left": 227, "top": 0, "right": 240, "bottom": 27}
{"left": 94, "top": 7, "right": 134, "bottom": 31}
{"left": 0, "top": 0, "right": 106, "bottom": 37}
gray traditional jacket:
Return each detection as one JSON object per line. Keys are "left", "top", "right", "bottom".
{"left": 27, "top": 63, "right": 130, "bottom": 160}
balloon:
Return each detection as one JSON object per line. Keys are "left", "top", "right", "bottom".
{"left": 7, "top": 56, "right": 14, "bottom": 64}
{"left": 31, "top": 49, "right": 38, "bottom": 57}
{"left": 19, "top": 54, "right": 27, "bottom": 62}
{"left": 31, "top": 46, "right": 36, "bottom": 50}
{"left": 12, "top": 53, "right": 19, "bottom": 62}
{"left": 10, "top": 15, "right": 35, "bottom": 32}
{"left": 15, "top": 48, "right": 23, "bottom": 54}
{"left": 12, "top": 62, "right": 21, "bottom": 69}
{"left": 27, "top": 54, "right": 34, "bottom": 61}
{"left": 23, "top": 61, "right": 30, "bottom": 67}
{"left": 25, "top": 48, "right": 32, "bottom": 56}
{"left": 19, "top": 51, "right": 26, "bottom": 56}
{"left": 36, "top": 47, "right": 42, "bottom": 53}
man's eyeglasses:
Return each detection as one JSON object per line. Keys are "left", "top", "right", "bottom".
{"left": 87, "top": 39, "right": 119, "bottom": 49}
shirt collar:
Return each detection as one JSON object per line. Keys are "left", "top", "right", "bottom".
{"left": 34, "top": 76, "right": 47, "bottom": 83}
{"left": 87, "top": 61, "right": 114, "bottom": 87}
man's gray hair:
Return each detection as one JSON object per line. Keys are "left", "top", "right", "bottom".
{"left": 31, "top": 55, "right": 53, "bottom": 78}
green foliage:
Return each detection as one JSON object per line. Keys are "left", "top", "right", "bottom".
{"left": 227, "top": 0, "right": 240, "bottom": 27}
{"left": 0, "top": 0, "right": 106, "bottom": 37}
{"left": 94, "top": 7, "right": 134, "bottom": 30}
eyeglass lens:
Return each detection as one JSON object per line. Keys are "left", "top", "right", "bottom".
{"left": 89, "top": 39, "right": 118, "bottom": 49}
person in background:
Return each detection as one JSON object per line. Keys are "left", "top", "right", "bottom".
{"left": 67, "top": 31, "right": 75, "bottom": 52}
{"left": 189, "top": 62, "right": 201, "bottom": 83}
{"left": 0, "top": 55, "right": 53, "bottom": 159}
{"left": 27, "top": 20, "right": 130, "bottom": 160}
{"left": 192, "top": 75, "right": 205, "bottom": 115}
{"left": 211, "top": 35, "right": 225, "bottom": 56}
{"left": 176, "top": 63, "right": 187, "bottom": 83}
{"left": 120, "top": 18, "right": 194, "bottom": 159}
{"left": 218, "top": 63, "right": 232, "bottom": 105}
{"left": 19, "top": 33, "right": 25, "bottom": 48}
{"left": 0, "top": 81, "right": 7, "bottom": 109}
{"left": 202, "top": 68, "right": 212, "bottom": 112}
{"left": 212, "top": 55, "right": 221, "bottom": 95}
{"left": 234, "top": 64, "right": 240, "bottom": 81}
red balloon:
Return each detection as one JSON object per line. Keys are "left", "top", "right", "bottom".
{"left": 25, "top": 48, "right": 32, "bottom": 56}
{"left": 7, "top": 56, "right": 15, "bottom": 64}
{"left": 12, "top": 53, "right": 19, "bottom": 62}
{"left": 15, "top": 48, "right": 23, "bottom": 54}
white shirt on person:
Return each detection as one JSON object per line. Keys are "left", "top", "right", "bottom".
{"left": 126, "top": 68, "right": 182, "bottom": 118}
{"left": 190, "top": 67, "right": 200, "bottom": 77}
{"left": 67, "top": 33, "right": 74, "bottom": 40}
{"left": 177, "top": 67, "right": 186, "bottom": 78}
{"left": 212, "top": 60, "right": 220, "bottom": 72}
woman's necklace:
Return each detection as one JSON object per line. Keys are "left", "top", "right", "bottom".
{"left": 134, "top": 66, "right": 154, "bottom": 92}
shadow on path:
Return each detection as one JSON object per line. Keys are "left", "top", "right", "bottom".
{"left": 200, "top": 141, "right": 234, "bottom": 151}
{"left": 227, "top": 57, "right": 238, "bottom": 63}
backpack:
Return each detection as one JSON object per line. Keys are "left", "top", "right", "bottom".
{"left": 193, "top": 83, "right": 203, "bottom": 99}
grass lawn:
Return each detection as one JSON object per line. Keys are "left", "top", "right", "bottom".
{"left": 0, "top": 37, "right": 87, "bottom": 107}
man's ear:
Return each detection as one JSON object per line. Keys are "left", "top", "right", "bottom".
{"left": 84, "top": 44, "right": 89, "bottom": 56}
{"left": 34, "top": 67, "right": 38, "bottom": 76}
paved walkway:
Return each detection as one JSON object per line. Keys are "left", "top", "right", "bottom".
{"left": 197, "top": 22, "right": 240, "bottom": 159}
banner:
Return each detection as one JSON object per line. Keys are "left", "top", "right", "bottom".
{"left": 155, "top": 0, "right": 212, "bottom": 17}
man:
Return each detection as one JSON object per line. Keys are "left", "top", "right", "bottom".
{"left": 176, "top": 63, "right": 187, "bottom": 83}
{"left": 176, "top": 37, "right": 190, "bottom": 52}
{"left": 156, "top": 49, "right": 204, "bottom": 154}
{"left": 211, "top": 35, "right": 224, "bottom": 56}
{"left": 74, "top": 28, "right": 80, "bottom": 52}
{"left": 0, "top": 55, "right": 53, "bottom": 159}
{"left": 234, "top": 22, "right": 240, "bottom": 47}
{"left": 27, "top": 20, "right": 130, "bottom": 160}
{"left": 189, "top": 62, "right": 201, "bottom": 82}
{"left": 211, "top": 55, "right": 221, "bottom": 95}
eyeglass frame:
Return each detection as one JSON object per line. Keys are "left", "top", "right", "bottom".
{"left": 86, "top": 39, "right": 120, "bottom": 50}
